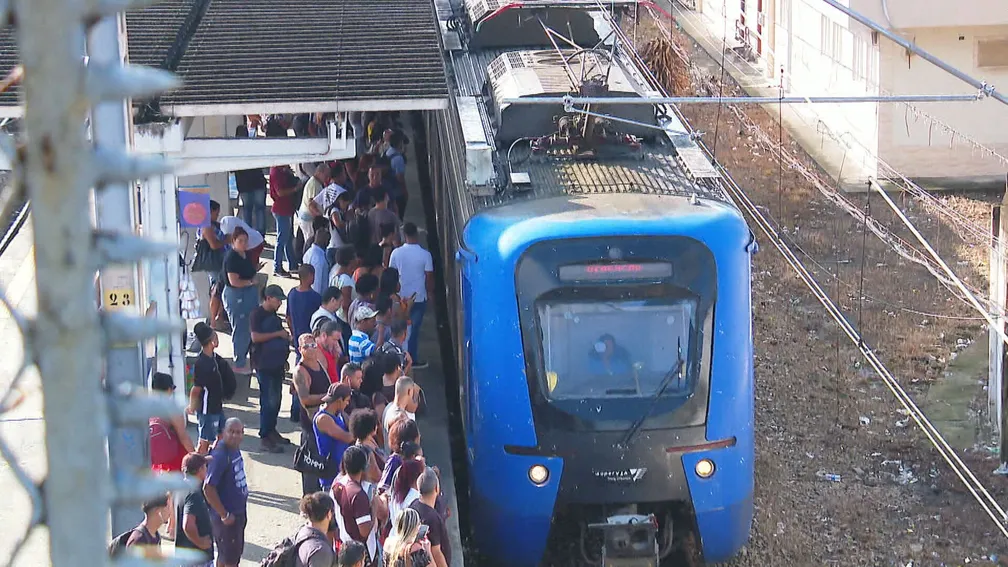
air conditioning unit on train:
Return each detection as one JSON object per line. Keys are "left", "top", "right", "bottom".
{"left": 486, "top": 50, "right": 657, "bottom": 143}
{"left": 455, "top": 96, "right": 497, "bottom": 197}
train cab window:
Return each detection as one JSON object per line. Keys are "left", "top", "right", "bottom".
{"left": 537, "top": 297, "right": 697, "bottom": 400}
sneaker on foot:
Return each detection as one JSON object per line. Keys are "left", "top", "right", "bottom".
{"left": 269, "top": 431, "right": 292, "bottom": 445}
{"left": 412, "top": 360, "right": 429, "bottom": 369}
{"left": 260, "top": 437, "right": 283, "bottom": 454}
{"left": 273, "top": 268, "right": 290, "bottom": 278}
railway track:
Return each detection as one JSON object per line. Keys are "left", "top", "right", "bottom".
{"left": 0, "top": 197, "right": 29, "bottom": 258}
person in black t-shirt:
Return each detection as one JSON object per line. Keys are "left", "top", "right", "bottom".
{"left": 221, "top": 227, "right": 259, "bottom": 374}
{"left": 341, "top": 362, "right": 372, "bottom": 414}
{"left": 248, "top": 285, "right": 291, "bottom": 454}
{"left": 410, "top": 468, "right": 450, "bottom": 567}
{"left": 176, "top": 453, "right": 214, "bottom": 566}
{"left": 188, "top": 322, "right": 226, "bottom": 454}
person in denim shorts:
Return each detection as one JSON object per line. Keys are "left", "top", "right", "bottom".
{"left": 188, "top": 322, "right": 227, "bottom": 453}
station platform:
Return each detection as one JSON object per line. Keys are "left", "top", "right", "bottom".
{"left": 0, "top": 122, "right": 464, "bottom": 565}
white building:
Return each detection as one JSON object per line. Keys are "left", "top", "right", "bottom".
{"left": 684, "top": 0, "right": 1008, "bottom": 186}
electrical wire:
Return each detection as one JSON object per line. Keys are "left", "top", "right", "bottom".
{"left": 616, "top": 1, "right": 1008, "bottom": 540}
{"left": 710, "top": 3, "right": 728, "bottom": 160}
{"left": 653, "top": 0, "right": 1008, "bottom": 264}
{"left": 722, "top": 159, "right": 1008, "bottom": 539}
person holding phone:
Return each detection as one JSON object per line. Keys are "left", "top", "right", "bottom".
{"left": 382, "top": 508, "right": 431, "bottom": 567}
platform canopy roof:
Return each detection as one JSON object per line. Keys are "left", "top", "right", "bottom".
{"left": 0, "top": 0, "right": 450, "bottom": 118}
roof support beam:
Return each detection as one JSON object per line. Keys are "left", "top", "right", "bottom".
{"left": 133, "top": 118, "right": 356, "bottom": 176}
{"left": 162, "top": 97, "right": 448, "bottom": 117}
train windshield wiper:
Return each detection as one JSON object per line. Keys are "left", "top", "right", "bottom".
{"left": 619, "top": 336, "right": 687, "bottom": 449}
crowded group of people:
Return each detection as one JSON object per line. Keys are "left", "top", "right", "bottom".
{"left": 130, "top": 112, "right": 450, "bottom": 567}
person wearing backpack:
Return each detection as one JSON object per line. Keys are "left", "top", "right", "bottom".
{"left": 108, "top": 496, "right": 170, "bottom": 558}
{"left": 261, "top": 492, "right": 336, "bottom": 567}
{"left": 187, "top": 322, "right": 237, "bottom": 454}
{"left": 297, "top": 492, "right": 338, "bottom": 566}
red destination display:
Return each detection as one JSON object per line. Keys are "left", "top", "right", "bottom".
{"left": 558, "top": 262, "right": 673, "bottom": 282}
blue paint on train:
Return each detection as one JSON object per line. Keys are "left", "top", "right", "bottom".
{"left": 450, "top": 193, "right": 755, "bottom": 565}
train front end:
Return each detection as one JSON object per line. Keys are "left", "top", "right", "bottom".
{"left": 461, "top": 194, "right": 755, "bottom": 566}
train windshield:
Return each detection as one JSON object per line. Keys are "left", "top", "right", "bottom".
{"left": 537, "top": 297, "right": 697, "bottom": 400}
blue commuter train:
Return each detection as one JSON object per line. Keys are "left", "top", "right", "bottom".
{"left": 422, "top": 0, "right": 755, "bottom": 564}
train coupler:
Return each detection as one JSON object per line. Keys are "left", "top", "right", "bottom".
{"left": 587, "top": 514, "right": 660, "bottom": 567}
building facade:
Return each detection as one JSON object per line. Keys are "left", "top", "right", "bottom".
{"left": 687, "top": 0, "right": 1008, "bottom": 185}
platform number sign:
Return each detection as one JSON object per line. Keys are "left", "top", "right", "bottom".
{"left": 103, "top": 288, "right": 134, "bottom": 310}
{"left": 100, "top": 268, "right": 138, "bottom": 314}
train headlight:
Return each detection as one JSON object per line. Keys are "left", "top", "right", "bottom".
{"left": 695, "top": 459, "right": 715, "bottom": 479}
{"left": 528, "top": 464, "right": 549, "bottom": 486}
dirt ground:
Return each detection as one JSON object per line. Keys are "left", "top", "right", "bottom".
{"left": 633, "top": 18, "right": 1008, "bottom": 567}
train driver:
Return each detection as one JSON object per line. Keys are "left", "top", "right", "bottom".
{"left": 588, "top": 333, "right": 634, "bottom": 378}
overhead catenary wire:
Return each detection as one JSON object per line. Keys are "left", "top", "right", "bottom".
{"left": 870, "top": 179, "right": 1008, "bottom": 350}
{"left": 655, "top": 0, "right": 1008, "bottom": 264}
{"left": 622, "top": 1, "right": 1008, "bottom": 541}
{"left": 722, "top": 159, "right": 1008, "bottom": 539}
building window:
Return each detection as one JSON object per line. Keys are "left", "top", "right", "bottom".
{"left": 820, "top": 15, "right": 843, "bottom": 62}
{"left": 852, "top": 34, "right": 874, "bottom": 85}
{"left": 777, "top": 0, "right": 791, "bottom": 28}
{"left": 977, "top": 38, "right": 1008, "bottom": 68}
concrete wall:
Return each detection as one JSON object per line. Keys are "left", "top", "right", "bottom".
{"left": 877, "top": 26, "right": 1008, "bottom": 182}
{"left": 764, "top": 0, "right": 882, "bottom": 179}
{"left": 850, "top": 0, "right": 1008, "bottom": 29}
{"left": 697, "top": 0, "right": 1008, "bottom": 184}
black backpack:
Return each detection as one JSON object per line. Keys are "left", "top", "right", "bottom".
{"left": 260, "top": 530, "right": 316, "bottom": 567}
{"left": 107, "top": 528, "right": 139, "bottom": 558}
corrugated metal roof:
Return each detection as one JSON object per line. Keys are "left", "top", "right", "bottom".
{"left": 160, "top": 0, "right": 449, "bottom": 109}
{"left": 0, "top": 27, "right": 17, "bottom": 108}
{"left": 0, "top": 0, "right": 449, "bottom": 111}
{"left": 125, "top": 0, "right": 200, "bottom": 69}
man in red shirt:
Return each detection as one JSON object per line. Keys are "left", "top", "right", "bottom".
{"left": 315, "top": 319, "right": 343, "bottom": 382}
{"left": 268, "top": 161, "right": 301, "bottom": 277}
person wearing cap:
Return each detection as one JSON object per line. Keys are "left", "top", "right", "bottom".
{"left": 348, "top": 305, "right": 379, "bottom": 366}
{"left": 313, "top": 382, "right": 354, "bottom": 491}
{"left": 249, "top": 284, "right": 292, "bottom": 454}
{"left": 188, "top": 322, "right": 227, "bottom": 455}
{"left": 176, "top": 453, "right": 214, "bottom": 566}
{"left": 150, "top": 372, "right": 195, "bottom": 474}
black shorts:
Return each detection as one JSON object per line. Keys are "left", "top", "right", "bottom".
{"left": 209, "top": 511, "right": 246, "bottom": 564}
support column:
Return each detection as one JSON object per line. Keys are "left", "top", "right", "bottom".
{"left": 88, "top": 12, "right": 147, "bottom": 535}
{"left": 990, "top": 203, "right": 1003, "bottom": 433}
{"left": 135, "top": 122, "right": 185, "bottom": 406}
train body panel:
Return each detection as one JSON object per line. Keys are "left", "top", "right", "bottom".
{"left": 451, "top": 194, "right": 754, "bottom": 563}
{"left": 420, "top": 1, "right": 757, "bottom": 563}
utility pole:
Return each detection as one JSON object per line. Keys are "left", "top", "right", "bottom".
{"left": 14, "top": 0, "right": 111, "bottom": 561}
{"left": 15, "top": 0, "right": 189, "bottom": 562}
{"left": 999, "top": 182, "right": 1008, "bottom": 476}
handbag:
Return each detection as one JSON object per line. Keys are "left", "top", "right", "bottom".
{"left": 191, "top": 237, "right": 224, "bottom": 273}
{"left": 293, "top": 439, "right": 339, "bottom": 479}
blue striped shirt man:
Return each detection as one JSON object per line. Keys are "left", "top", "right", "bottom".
{"left": 348, "top": 329, "right": 376, "bottom": 365}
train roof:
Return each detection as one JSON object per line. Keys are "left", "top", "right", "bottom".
{"left": 434, "top": 0, "right": 740, "bottom": 224}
